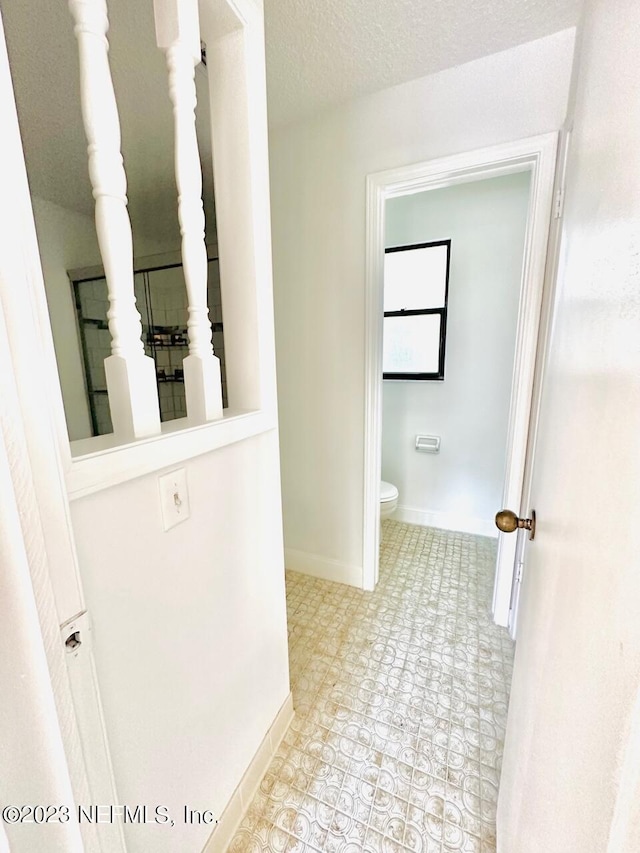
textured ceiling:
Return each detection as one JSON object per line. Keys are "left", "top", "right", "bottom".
{"left": 1, "top": 0, "right": 214, "bottom": 248}
{"left": 0, "top": 0, "right": 581, "bottom": 245}
{"left": 264, "top": 0, "right": 582, "bottom": 126}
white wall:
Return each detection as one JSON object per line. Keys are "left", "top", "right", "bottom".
{"left": 31, "top": 197, "right": 288, "bottom": 852}
{"left": 30, "top": 194, "right": 292, "bottom": 852}
{"left": 270, "top": 28, "right": 575, "bottom": 584}
{"left": 498, "top": 0, "right": 640, "bottom": 850}
{"left": 2, "top": 4, "right": 290, "bottom": 851}
{"left": 70, "top": 431, "right": 290, "bottom": 852}
{"left": 32, "top": 197, "right": 100, "bottom": 441}
{"left": 382, "top": 173, "right": 530, "bottom": 536}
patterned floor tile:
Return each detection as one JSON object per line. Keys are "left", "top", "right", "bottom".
{"left": 228, "top": 522, "right": 513, "bottom": 852}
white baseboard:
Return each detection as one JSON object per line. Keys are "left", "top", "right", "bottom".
{"left": 284, "top": 547, "right": 363, "bottom": 587}
{"left": 203, "top": 692, "right": 294, "bottom": 853}
{"left": 394, "top": 505, "right": 497, "bottom": 538}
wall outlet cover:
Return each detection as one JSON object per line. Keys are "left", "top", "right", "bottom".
{"left": 158, "top": 468, "right": 190, "bottom": 531}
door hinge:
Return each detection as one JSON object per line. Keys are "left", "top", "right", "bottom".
{"left": 554, "top": 186, "right": 565, "bottom": 219}
{"left": 515, "top": 560, "right": 524, "bottom": 584}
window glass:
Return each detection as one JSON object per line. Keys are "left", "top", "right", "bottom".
{"left": 384, "top": 243, "right": 448, "bottom": 312}
{"left": 383, "top": 314, "right": 441, "bottom": 375}
{"left": 382, "top": 240, "right": 450, "bottom": 380}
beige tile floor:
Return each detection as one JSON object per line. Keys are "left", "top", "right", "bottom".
{"left": 229, "top": 521, "right": 514, "bottom": 853}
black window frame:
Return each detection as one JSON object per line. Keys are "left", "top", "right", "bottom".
{"left": 383, "top": 238, "right": 451, "bottom": 381}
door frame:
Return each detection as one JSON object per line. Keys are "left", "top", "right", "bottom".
{"left": 363, "top": 133, "right": 558, "bottom": 624}
{"left": 0, "top": 11, "right": 124, "bottom": 852}
{"left": 506, "top": 129, "right": 572, "bottom": 638}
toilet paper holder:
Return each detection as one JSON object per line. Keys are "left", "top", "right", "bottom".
{"left": 415, "top": 435, "right": 440, "bottom": 453}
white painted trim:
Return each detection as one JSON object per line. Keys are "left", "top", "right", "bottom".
{"left": 394, "top": 506, "right": 497, "bottom": 539}
{"left": 67, "top": 408, "right": 275, "bottom": 499}
{"left": 1, "top": 1, "right": 279, "bottom": 847}
{"left": 0, "top": 13, "right": 124, "bottom": 850}
{"left": 49, "top": 0, "right": 279, "bottom": 500}
{"left": 507, "top": 128, "right": 572, "bottom": 640}
{"left": 61, "top": 612, "right": 127, "bottom": 852}
{"left": 0, "top": 382, "right": 88, "bottom": 853}
{"left": 492, "top": 135, "right": 558, "bottom": 626}
{"left": 0, "top": 0, "right": 280, "bottom": 520}
{"left": 363, "top": 171, "right": 385, "bottom": 593}
{"left": 285, "top": 548, "right": 363, "bottom": 588}
{"left": 155, "top": 5, "right": 225, "bottom": 425}
{"left": 69, "top": 0, "right": 163, "bottom": 442}
{"left": 203, "top": 692, "right": 294, "bottom": 853}
{"left": 0, "top": 307, "right": 91, "bottom": 852}
{"left": 364, "top": 133, "right": 559, "bottom": 624}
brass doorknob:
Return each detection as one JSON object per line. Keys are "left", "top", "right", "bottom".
{"left": 495, "top": 509, "right": 536, "bottom": 540}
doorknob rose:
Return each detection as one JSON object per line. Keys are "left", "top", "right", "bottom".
{"left": 495, "top": 509, "right": 536, "bottom": 540}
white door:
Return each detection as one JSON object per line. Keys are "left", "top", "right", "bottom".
{"left": 497, "top": 0, "right": 640, "bottom": 850}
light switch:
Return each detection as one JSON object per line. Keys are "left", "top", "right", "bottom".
{"left": 158, "top": 468, "right": 190, "bottom": 530}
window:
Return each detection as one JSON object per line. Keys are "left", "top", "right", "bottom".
{"left": 383, "top": 239, "right": 451, "bottom": 380}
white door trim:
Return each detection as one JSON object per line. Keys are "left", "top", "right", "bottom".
{"left": 506, "top": 128, "right": 572, "bottom": 639}
{"left": 0, "top": 11, "right": 124, "bottom": 851}
{"left": 363, "top": 133, "right": 558, "bottom": 622}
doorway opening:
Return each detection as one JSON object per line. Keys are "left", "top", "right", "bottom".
{"left": 363, "top": 134, "right": 558, "bottom": 636}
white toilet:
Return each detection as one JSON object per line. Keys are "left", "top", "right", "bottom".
{"left": 380, "top": 480, "right": 399, "bottom": 520}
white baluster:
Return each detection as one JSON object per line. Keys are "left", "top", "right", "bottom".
{"left": 68, "top": 0, "right": 161, "bottom": 439}
{"left": 154, "top": 0, "right": 223, "bottom": 424}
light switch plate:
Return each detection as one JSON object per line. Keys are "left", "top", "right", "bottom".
{"left": 158, "top": 468, "right": 190, "bottom": 531}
